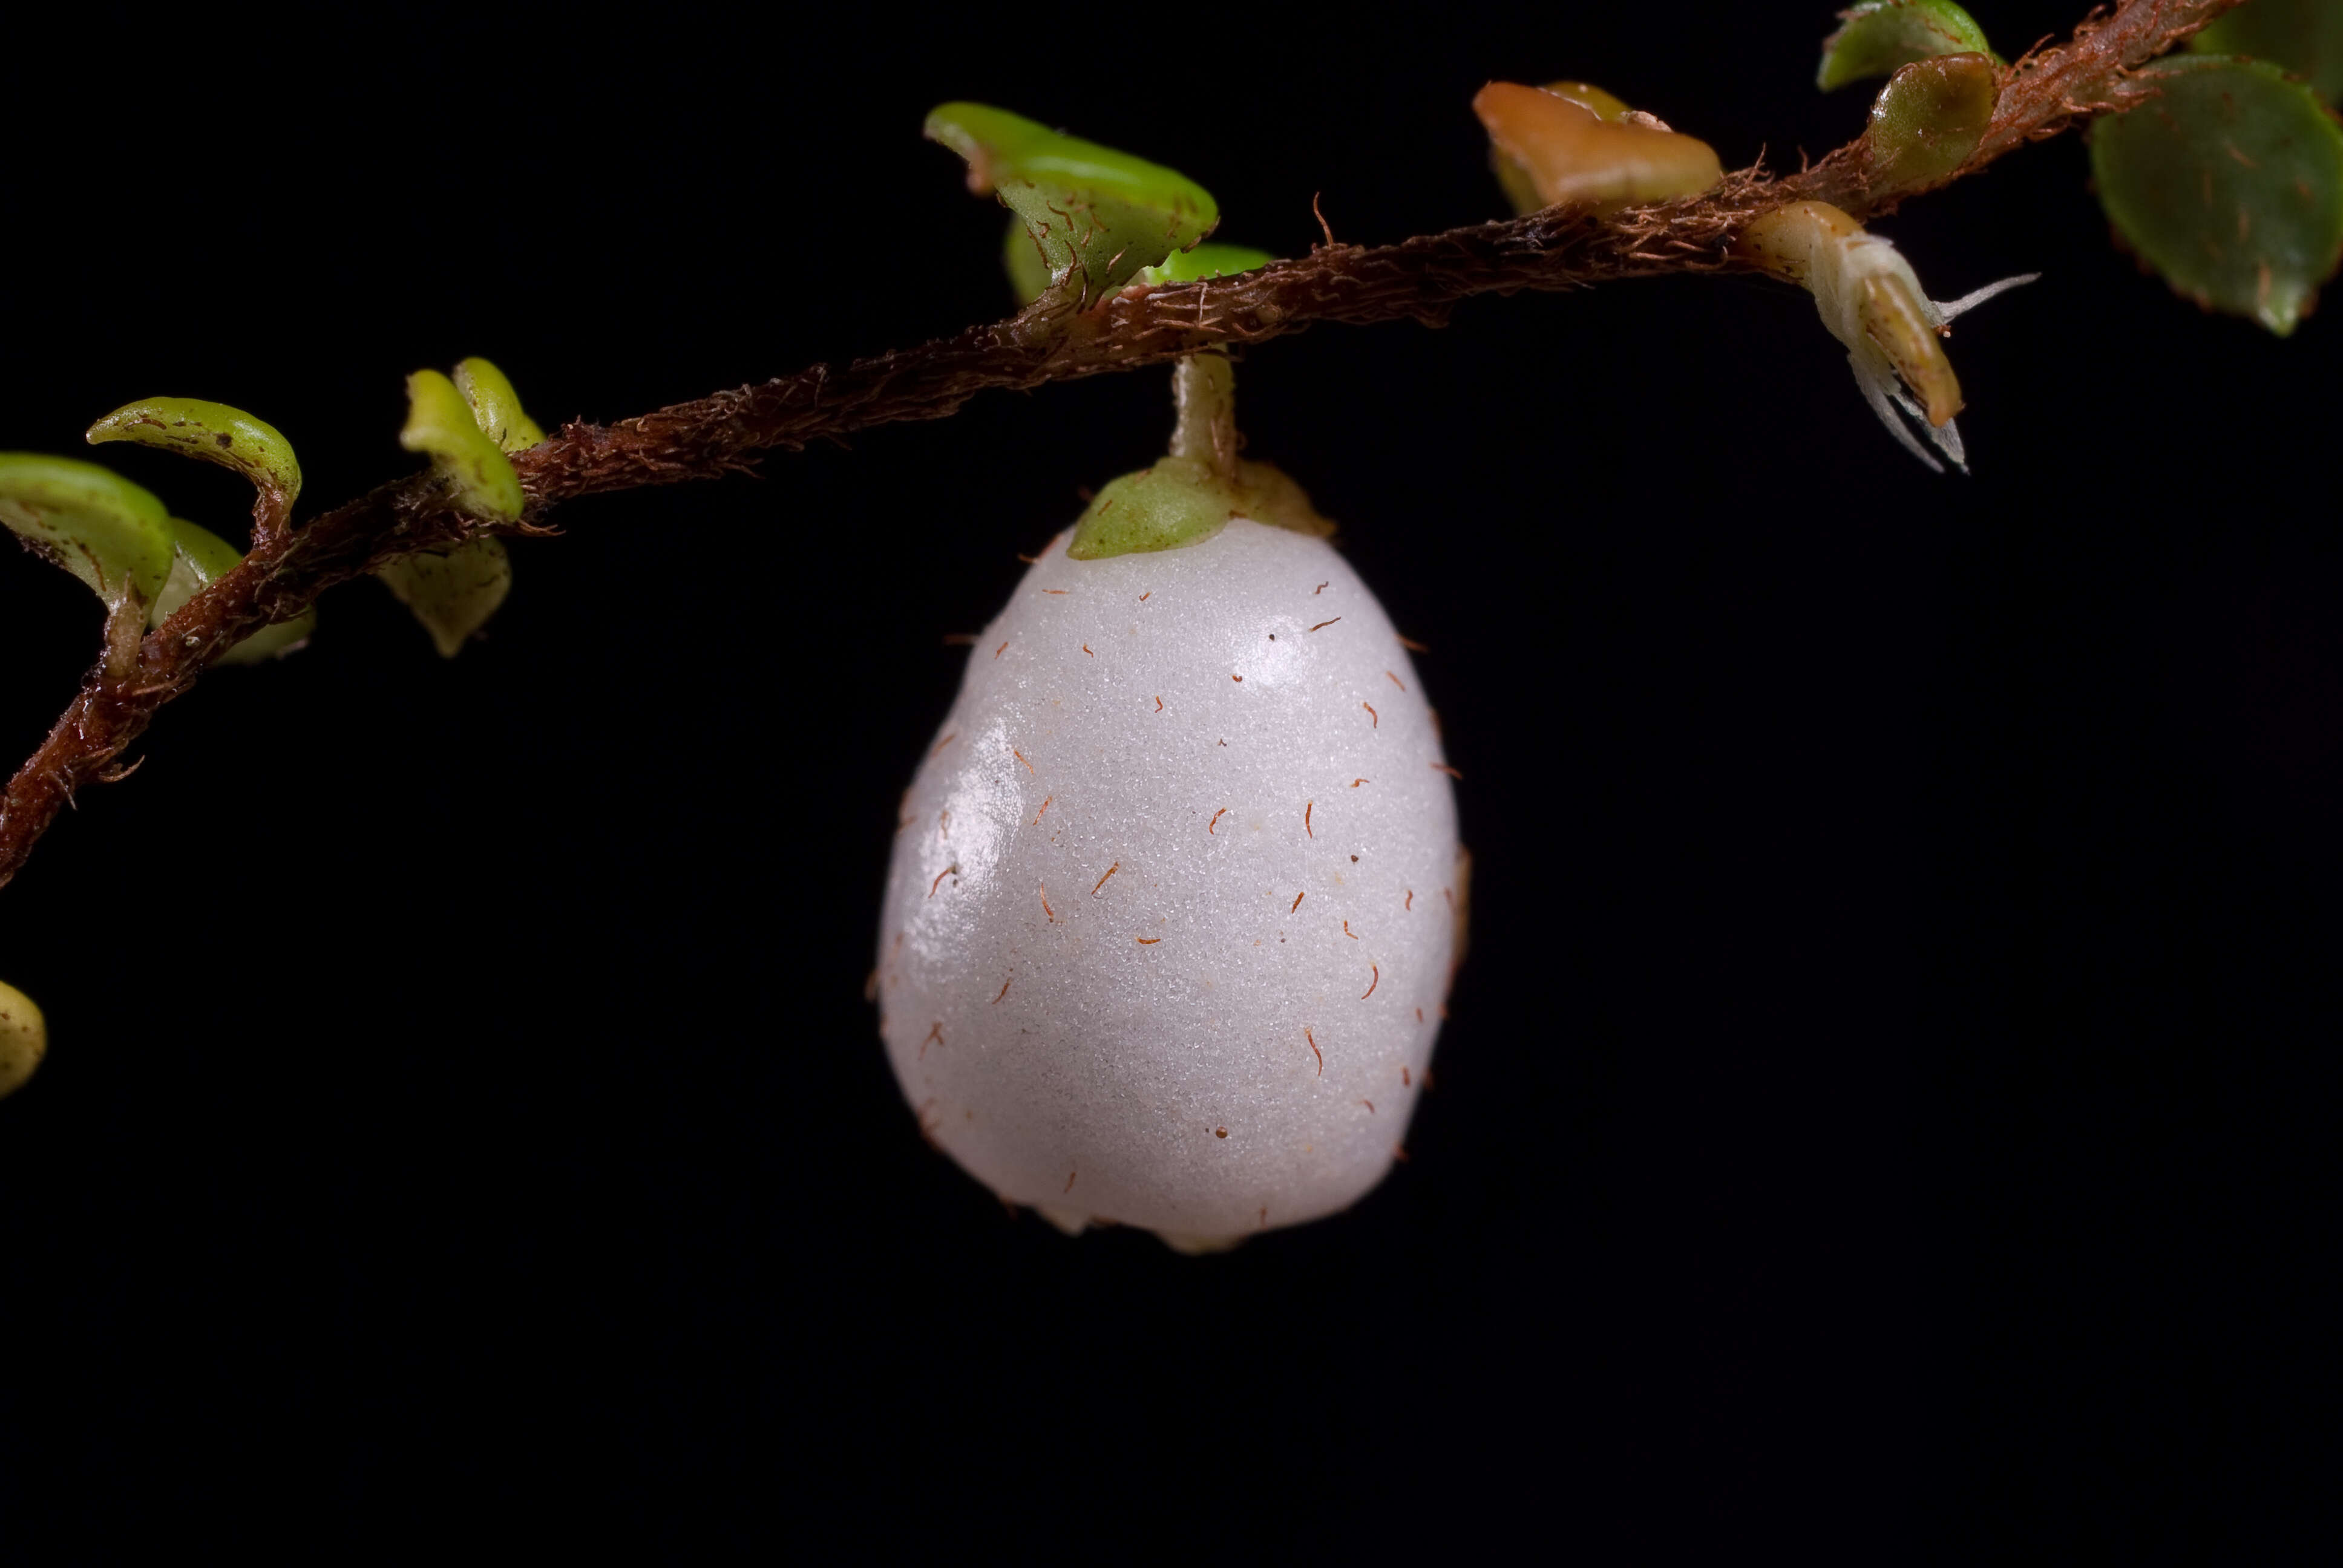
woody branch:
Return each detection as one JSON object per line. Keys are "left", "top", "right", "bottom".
{"left": 0, "top": 0, "right": 2237, "bottom": 889}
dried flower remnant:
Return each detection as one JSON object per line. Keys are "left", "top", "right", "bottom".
{"left": 1736, "top": 200, "right": 2035, "bottom": 472}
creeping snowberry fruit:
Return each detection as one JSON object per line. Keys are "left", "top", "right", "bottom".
{"left": 0, "top": 979, "right": 47, "bottom": 1100}
{"left": 874, "top": 513, "right": 1463, "bottom": 1252}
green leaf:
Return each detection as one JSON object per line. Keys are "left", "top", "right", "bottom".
{"left": 1136, "top": 244, "right": 1275, "bottom": 287}
{"left": 1818, "top": 1, "right": 1999, "bottom": 91}
{"left": 927, "top": 102, "right": 1219, "bottom": 305}
{"left": 376, "top": 538, "right": 512, "bottom": 658}
{"left": 385, "top": 367, "right": 526, "bottom": 652}
{"left": 1864, "top": 53, "right": 1997, "bottom": 193}
{"left": 147, "top": 515, "right": 315, "bottom": 665}
{"left": 2194, "top": 0, "right": 2343, "bottom": 106}
{"left": 0, "top": 978, "right": 45, "bottom": 1102}
{"left": 1474, "top": 82, "right": 1723, "bottom": 216}
{"left": 84, "top": 397, "right": 302, "bottom": 514}
{"left": 0, "top": 453, "right": 174, "bottom": 613}
{"left": 401, "top": 369, "right": 523, "bottom": 521}
{"left": 2090, "top": 56, "right": 2343, "bottom": 335}
{"left": 452, "top": 358, "right": 546, "bottom": 453}
{"left": 1486, "top": 82, "right": 1638, "bottom": 215}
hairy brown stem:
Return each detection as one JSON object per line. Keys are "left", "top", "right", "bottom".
{"left": 0, "top": 0, "right": 2235, "bottom": 890}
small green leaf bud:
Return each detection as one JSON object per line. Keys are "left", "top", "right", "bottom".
{"left": 401, "top": 369, "right": 524, "bottom": 521}
{"left": 451, "top": 358, "right": 547, "bottom": 454}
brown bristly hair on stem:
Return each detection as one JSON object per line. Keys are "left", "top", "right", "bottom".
{"left": 0, "top": 0, "right": 2238, "bottom": 890}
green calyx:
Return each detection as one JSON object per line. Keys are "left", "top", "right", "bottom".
{"left": 0, "top": 453, "right": 174, "bottom": 615}
{"left": 928, "top": 102, "right": 1219, "bottom": 306}
{"left": 1863, "top": 53, "right": 1996, "bottom": 194}
{"left": 85, "top": 397, "right": 303, "bottom": 520}
{"left": 2089, "top": 55, "right": 2343, "bottom": 336}
{"left": 1068, "top": 457, "right": 1331, "bottom": 560}
{"left": 401, "top": 368, "right": 524, "bottom": 521}
{"left": 1066, "top": 353, "right": 1332, "bottom": 560}
{"left": 1818, "top": 1, "right": 2001, "bottom": 91}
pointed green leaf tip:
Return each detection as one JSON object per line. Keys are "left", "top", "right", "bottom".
{"left": 401, "top": 368, "right": 523, "bottom": 521}
{"left": 452, "top": 358, "right": 546, "bottom": 454}
{"left": 1818, "top": 1, "right": 1999, "bottom": 91}
{"left": 85, "top": 398, "right": 302, "bottom": 513}
{"left": 2194, "top": 0, "right": 2343, "bottom": 106}
{"left": 2090, "top": 56, "right": 2343, "bottom": 336}
{"left": 148, "top": 516, "right": 315, "bottom": 664}
{"left": 927, "top": 102, "right": 1219, "bottom": 305}
{"left": 0, "top": 453, "right": 173, "bottom": 613}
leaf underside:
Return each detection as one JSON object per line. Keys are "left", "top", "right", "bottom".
{"left": 2193, "top": 0, "right": 2343, "bottom": 106}
{"left": 2090, "top": 56, "right": 2343, "bottom": 335}
{"left": 377, "top": 538, "right": 513, "bottom": 658}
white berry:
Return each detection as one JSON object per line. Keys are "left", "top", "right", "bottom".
{"left": 874, "top": 518, "right": 1461, "bottom": 1250}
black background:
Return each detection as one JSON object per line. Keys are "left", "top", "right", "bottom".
{"left": 2, "top": 5, "right": 2333, "bottom": 1558}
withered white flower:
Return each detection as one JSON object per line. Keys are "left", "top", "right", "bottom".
{"left": 1742, "top": 200, "right": 2037, "bottom": 473}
